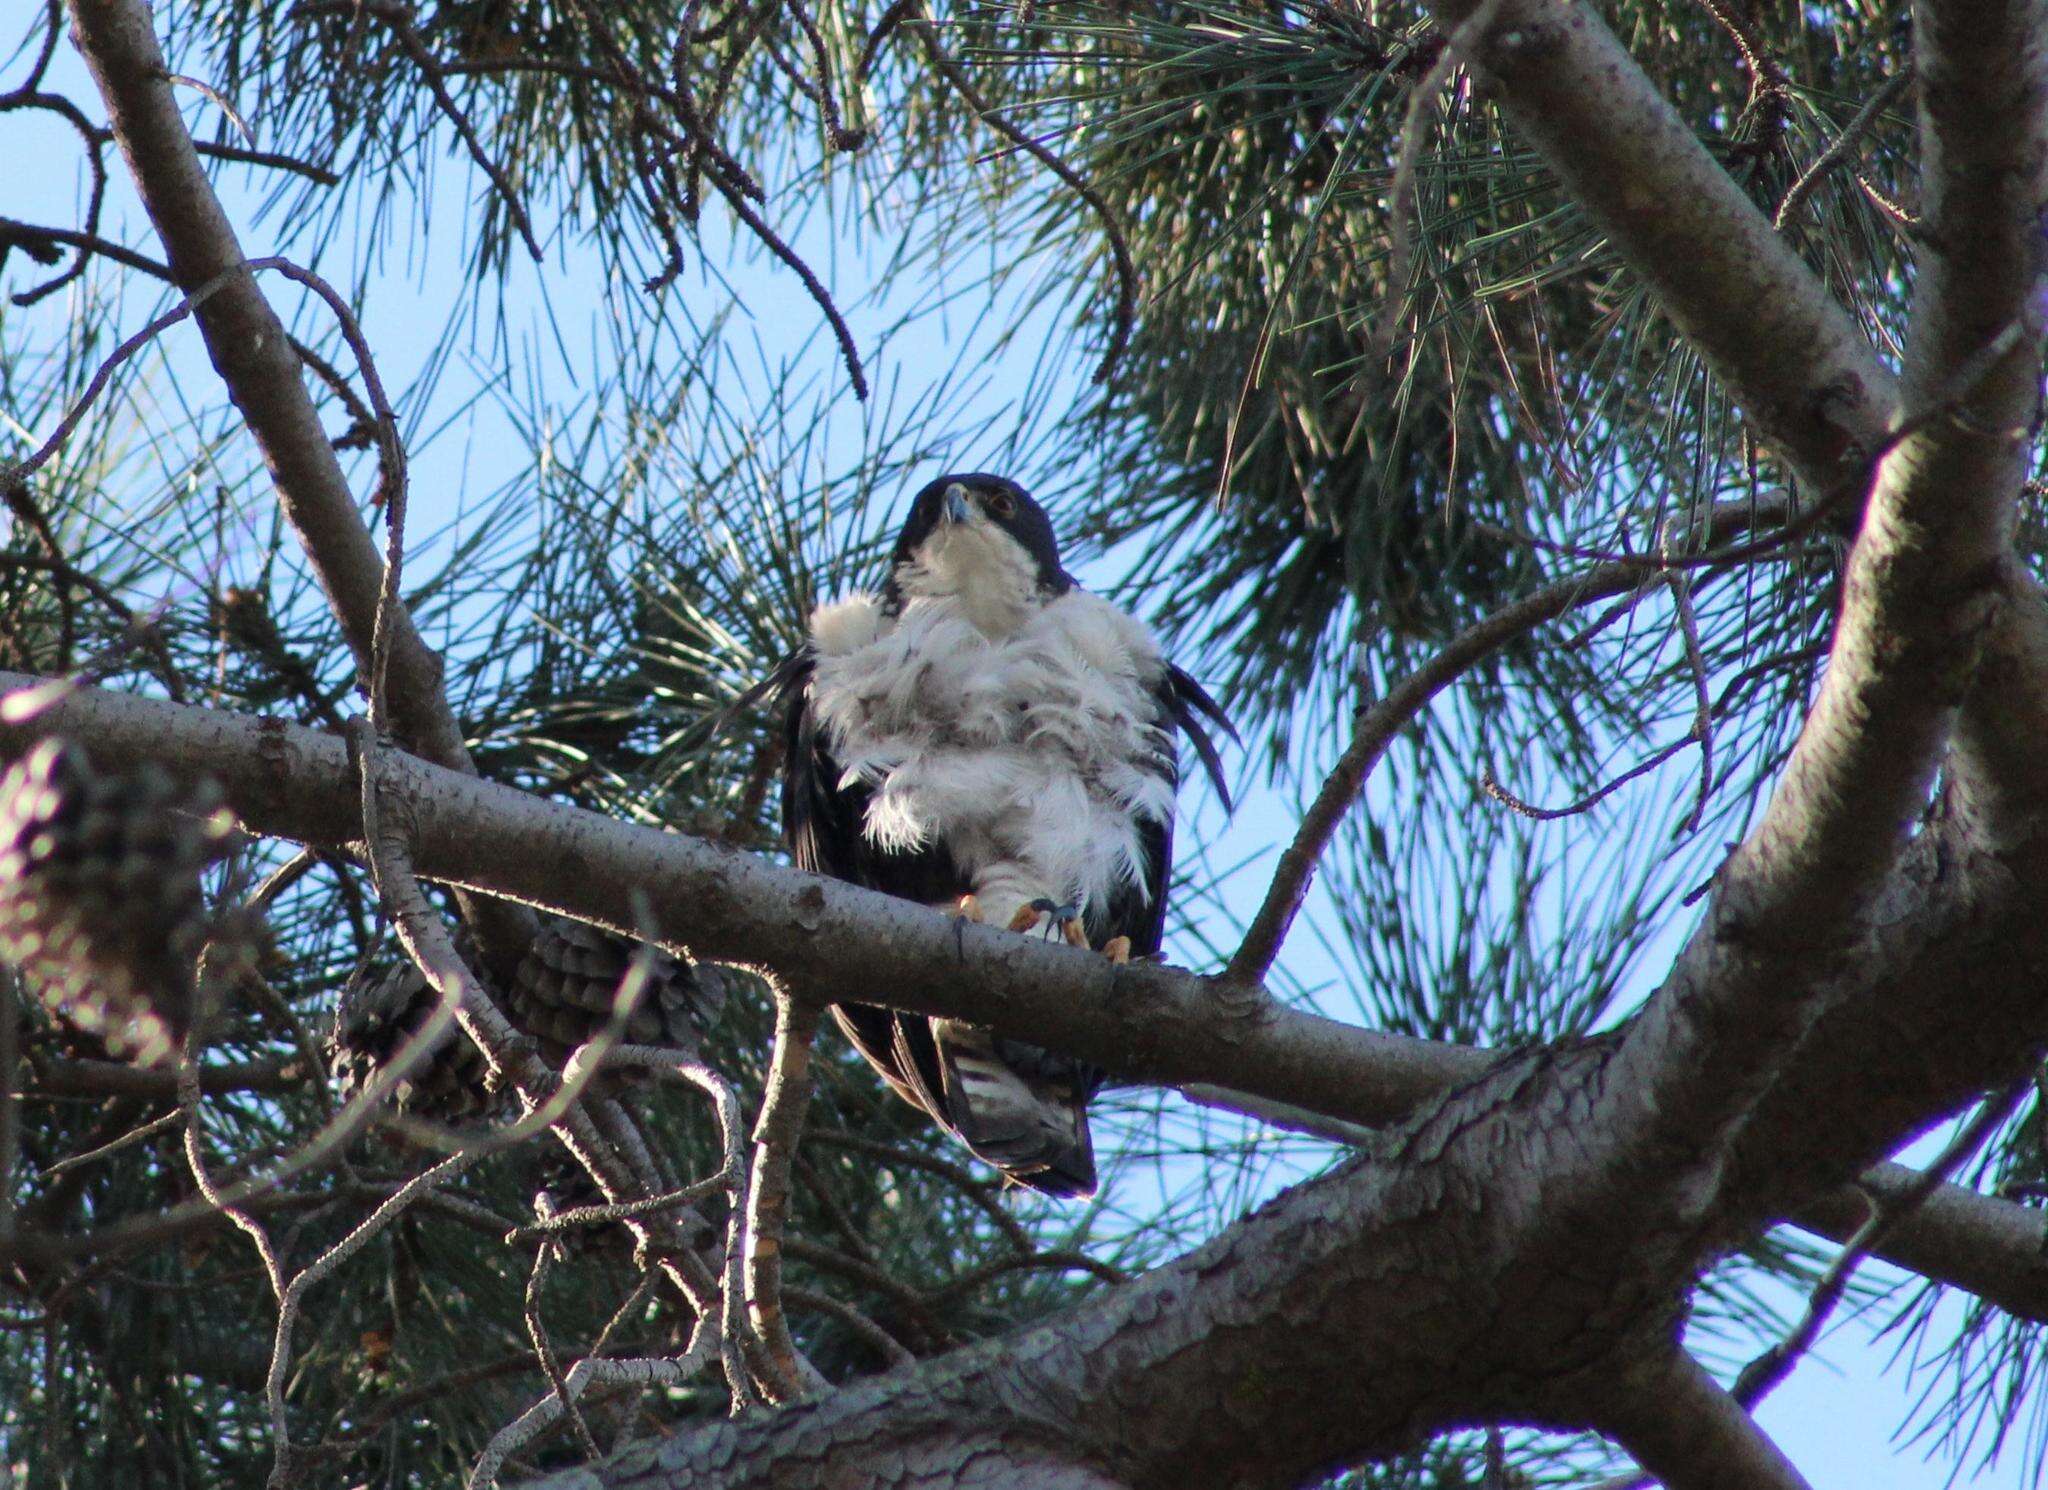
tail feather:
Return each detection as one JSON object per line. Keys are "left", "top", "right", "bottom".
{"left": 932, "top": 1021, "right": 1097, "bottom": 1198}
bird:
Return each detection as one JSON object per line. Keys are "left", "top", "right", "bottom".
{"left": 743, "top": 473, "right": 1233, "bottom": 1197}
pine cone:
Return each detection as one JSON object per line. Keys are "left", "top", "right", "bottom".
{"left": 326, "top": 918, "right": 725, "bottom": 1118}
{"left": 507, "top": 918, "right": 725, "bottom": 1065}
{"left": 0, "top": 738, "right": 234, "bottom": 1064}
{"left": 327, "top": 932, "right": 504, "bottom": 1122}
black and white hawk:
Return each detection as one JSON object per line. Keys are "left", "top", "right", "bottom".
{"left": 749, "top": 474, "right": 1232, "bottom": 1198}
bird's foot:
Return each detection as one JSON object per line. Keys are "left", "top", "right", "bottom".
{"left": 1007, "top": 898, "right": 1088, "bottom": 947}
{"left": 952, "top": 894, "right": 985, "bottom": 923}
{"left": 1101, "top": 936, "right": 1131, "bottom": 965}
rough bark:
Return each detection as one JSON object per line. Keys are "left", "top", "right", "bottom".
{"left": 8, "top": 677, "right": 2048, "bottom": 1487}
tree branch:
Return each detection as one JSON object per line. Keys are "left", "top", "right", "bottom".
{"left": 9, "top": 671, "right": 2046, "bottom": 1342}
{"left": 62, "top": 0, "right": 536, "bottom": 971}
{"left": 1418, "top": 0, "right": 1894, "bottom": 484}
{"left": 1907, "top": 0, "right": 2048, "bottom": 849}
{"left": 1599, "top": 1352, "right": 1813, "bottom": 1490}
{"left": 0, "top": 670, "right": 1487, "bottom": 1136}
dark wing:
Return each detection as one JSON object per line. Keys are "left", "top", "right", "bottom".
{"left": 1089, "top": 663, "right": 1237, "bottom": 959}
{"left": 758, "top": 648, "right": 960, "bottom": 1113}
{"left": 1160, "top": 663, "right": 1238, "bottom": 810}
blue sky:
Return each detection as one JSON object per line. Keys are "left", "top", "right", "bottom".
{"left": 1, "top": 23, "right": 2032, "bottom": 1487}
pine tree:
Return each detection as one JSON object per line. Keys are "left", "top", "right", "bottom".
{"left": 1, "top": 0, "right": 2044, "bottom": 1485}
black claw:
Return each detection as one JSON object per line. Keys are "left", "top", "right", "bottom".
{"left": 1029, "top": 899, "right": 1082, "bottom": 938}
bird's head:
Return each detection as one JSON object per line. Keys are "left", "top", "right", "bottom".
{"left": 886, "top": 474, "right": 1070, "bottom": 631}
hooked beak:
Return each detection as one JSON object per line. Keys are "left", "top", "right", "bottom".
{"left": 942, "top": 483, "right": 973, "bottom": 525}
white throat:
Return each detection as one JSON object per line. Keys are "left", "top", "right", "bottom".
{"left": 894, "top": 522, "right": 1043, "bottom": 639}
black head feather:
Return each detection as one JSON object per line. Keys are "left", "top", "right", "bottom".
{"left": 888, "top": 473, "right": 1071, "bottom": 595}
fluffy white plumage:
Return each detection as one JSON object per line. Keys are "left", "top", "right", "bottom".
{"left": 806, "top": 584, "right": 1176, "bottom": 931}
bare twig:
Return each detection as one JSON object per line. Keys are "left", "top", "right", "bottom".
{"left": 1731, "top": 1080, "right": 2034, "bottom": 1409}
{"left": 265, "top": 1149, "right": 480, "bottom": 1485}
{"left": 2, "top": 264, "right": 241, "bottom": 485}
{"left": 1480, "top": 737, "right": 1696, "bottom": 823}
{"left": 1773, "top": 73, "right": 1911, "bottom": 230}
{"left": 523, "top": 1217, "right": 602, "bottom": 1463}
{"left": 1370, "top": 4, "right": 1494, "bottom": 380}
{"left": 470, "top": 1347, "right": 705, "bottom": 1489}
{"left": 26, "top": 1052, "right": 305, "bottom": 1100}
{"left": 605, "top": 1044, "right": 789, "bottom": 1404}
{"left": 1664, "top": 564, "right": 1716, "bottom": 835}
{"left": 0, "top": 970, "right": 18, "bottom": 1244}
{"left": 41, "top": 1108, "right": 183, "bottom": 1181}
{"left": 783, "top": 1285, "right": 914, "bottom": 1366}
{"left": 506, "top": 1175, "right": 728, "bottom": 1244}
{"left": 905, "top": 3, "right": 1135, "bottom": 385}
{"left": 159, "top": 70, "right": 256, "bottom": 145}
{"left": 0, "top": 216, "right": 171, "bottom": 281}
{"left": 1225, "top": 495, "right": 1785, "bottom": 985}
{"left": 746, "top": 993, "right": 823, "bottom": 1399}
{"left": 806, "top": 1131, "right": 1035, "bottom": 1255}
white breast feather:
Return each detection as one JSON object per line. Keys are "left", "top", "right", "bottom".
{"left": 807, "top": 586, "right": 1174, "bottom": 924}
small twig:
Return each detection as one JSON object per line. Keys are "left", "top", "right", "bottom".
{"left": 41, "top": 1107, "right": 184, "bottom": 1181}
{"left": 1695, "top": 0, "right": 1791, "bottom": 158}
{"left": 265, "top": 1149, "right": 479, "bottom": 1485}
{"left": 806, "top": 1131, "right": 1034, "bottom": 1255}
{"left": 184, "top": 138, "right": 339, "bottom": 186}
{"left": 25, "top": 1052, "right": 305, "bottom": 1100}
{"left": 1177, "top": 1082, "right": 1378, "bottom": 1149}
{"left": 2, "top": 264, "right": 241, "bottom": 485}
{"left": 0, "top": 85, "right": 111, "bottom": 305}
{"left": 1773, "top": 73, "right": 1910, "bottom": 230}
{"left": 785, "top": 0, "right": 863, "bottom": 148}
{"left": 506, "top": 1174, "right": 728, "bottom": 1243}
{"left": 604, "top": 1044, "right": 786, "bottom": 1406}
{"left": 1480, "top": 736, "right": 1696, "bottom": 823}
{"left": 922, "top": 1248, "right": 1127, "bottom": 1302}
{"left": 523, "top": 1217, "right": 602, "bottom": 1463}
{"left": 0, "top": 216, "right": 172, "bottom": 283}
{"left": 1664, "top": 565, "right": 1716, "bottom": 835}
{"left": 713, "top": 185, "right": 869, "bottom": 402}
{"left": 159, "top": 70, "right": 256, "bottom": 146}
{"left": 469, "top": 1348, "right": 704, "bottom": 1489}
{"left": 179, "top": 1065, "right": 287, "bottom": 1307}
{"left": 1224, "top": 494, "right": 1787, "bottom": 986}
{"left": 246, "top": 259, "right": 408, "bottom": 723}
{"left": 1730, "top": 1079, "right": 2033, "bottom": 1410}
{"left": 0, "top": 971, "right": 19, "bottom": 1243}
{"left": 783, "top": 1285, "right": 914, "bottom": 1367}
{"left": 746, "top": 993, "right": 824, "bottom": 1400}
{"left": 369, "top": 6, "right": 544, "bottom": 261}
{"left": 905, "top": 3, "right": 1134, "bottom": 385}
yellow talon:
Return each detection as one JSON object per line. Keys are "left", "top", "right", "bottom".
{"left": 1102, "top": 936, "right": 1131, "bottom": 964}
{"left": 1007, "top": 903, "right": 1045, "bottom": 934}
{"left": 954, "top": 894, "right": 985, "bottom": 923}
{"left": 1061, "top": 916, "right": 1089, "bottom": 949}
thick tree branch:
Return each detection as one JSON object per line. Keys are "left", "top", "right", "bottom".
{"left": 7, "top": 673, "right": 2045, "bottom": 1337}
{"left": 1422, "top": 0, "right": 1894, "bottom": 484}
{"left": 1582, "top": 3, "right": 2048, "bottom": 1208}
{"left": 62, "top": 0, "right": 535, "bottom": 969}
{"left": 1793, "top": 1162, "right": 2048, "bottom": 1323}
{"left": 1908, "top": 0, "right": 2048, "bottom": 847}
{"left": 0, "top": 671, "right": 1486, "bottom": 1131}
{"left": 1600, "top": 1352, "right": 1814, "bottom": 1490}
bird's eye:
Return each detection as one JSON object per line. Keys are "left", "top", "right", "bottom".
{"left": 987, "top": 490, "right": 1016, "bottom": 519}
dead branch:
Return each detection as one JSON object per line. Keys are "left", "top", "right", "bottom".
{"left": 746, "top": 993, "right": 824, "bottom": 1399}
